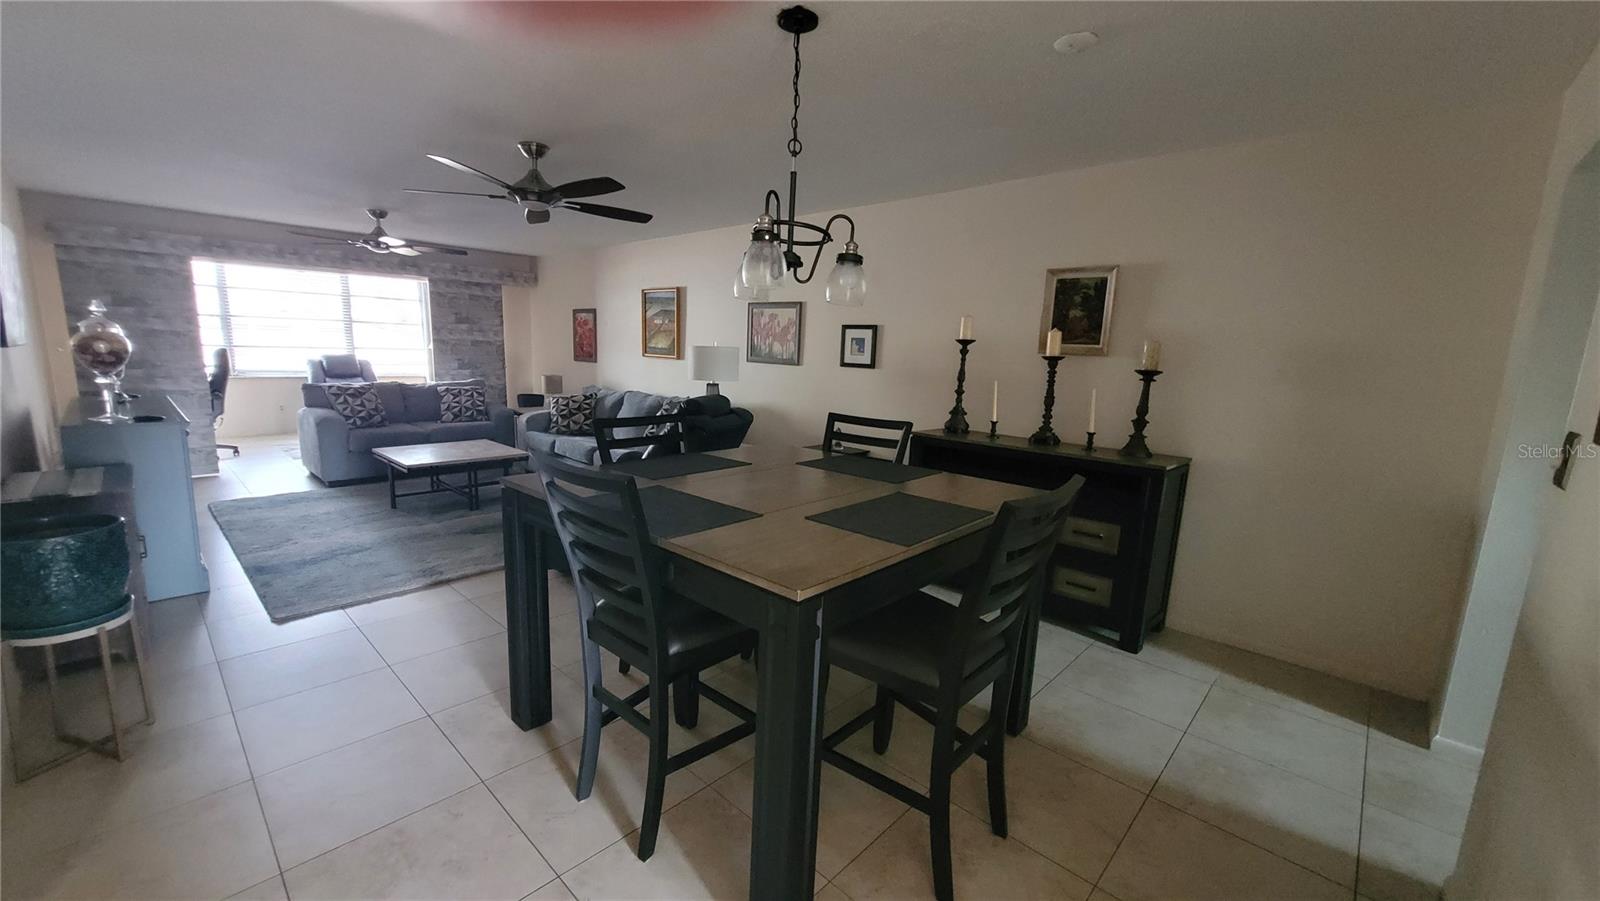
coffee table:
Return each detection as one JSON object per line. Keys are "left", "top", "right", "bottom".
{"left": 371, "top": 439, "right": 527, "bottom": 511}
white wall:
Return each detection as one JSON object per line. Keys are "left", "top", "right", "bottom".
{"left": 522, "top": 250, "right": 598, "bottom": 396}
{"left": 0, "top": 169, "right": 61, "bottom": 476}
{"left": 1434, "top": 45, "right": 1600, "bottom": 755}
{"left": 518, "top": 99, "right": 1558, "bottom": 700}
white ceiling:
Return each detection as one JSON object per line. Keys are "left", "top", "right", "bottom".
{"left": 3, "top": 2, "right": 1596, "bottom": 257}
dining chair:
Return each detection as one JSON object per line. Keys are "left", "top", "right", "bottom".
{"left": 532, "top": 450, "right": 757, "bottom": 860}
{"left": 820, "top": 475, "right": 1086, "bottom": 901}
{"left": 594, "top": 409, "right": 689, "bottom": 465}
{"left": 822, "top": 412, "right": 914, "bottom": 463}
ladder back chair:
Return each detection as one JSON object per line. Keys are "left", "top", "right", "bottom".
{"left": 594, "top": 410, "right": 689, "bottom": 465}
{"left": 820, "top": 475, "right": 1086, "bottom": 901}
{"left": 532, "top": 451, "right": 757, "bottom": 860}
{"left": 822, "top": 412, "right": 915, "bottom": 463}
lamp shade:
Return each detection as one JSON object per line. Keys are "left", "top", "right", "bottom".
{"left": 540, "top": 374, "right": 564, "bottom": 395}
{"left": 691, "top": 346, "right": 740, "bottom": 383}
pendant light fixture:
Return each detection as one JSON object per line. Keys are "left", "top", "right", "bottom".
{"left": 735, "top": 5, "right": 866, "bottom": 306}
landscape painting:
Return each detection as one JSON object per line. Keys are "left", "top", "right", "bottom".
{"left": 747, "top": 302, "right": 803, "bottom": 366}
{"left": 641, "top": 287, "right": 682, "bottom": 359}
{"left": 1040, "top": 266, "right": 1118, "bottom": 356}
{"left": 572, "top": 308, "right": 597, "bottom": 362}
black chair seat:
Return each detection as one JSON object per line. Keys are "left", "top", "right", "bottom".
{"left": 590, "top": 594, "right": 753, "bottom": 678}
{"left": 829, "top": 590, "right": 1005, "bottom": 703}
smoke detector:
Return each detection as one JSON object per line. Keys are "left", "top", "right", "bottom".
{"left": 1053, "top": 31, "right": 1100, "bottom": 54}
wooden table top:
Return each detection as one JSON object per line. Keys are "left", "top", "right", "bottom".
{"left": 504, "top": 445, "right": 1038, "bottom": 602}
{"left": 372, "top": 439, "right": 526, "bottom": 470}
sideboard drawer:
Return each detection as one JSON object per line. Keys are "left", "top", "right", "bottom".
{"left": 1059, "top": 516, "right": 1121, "bottom": 556}
{"left": 1051, "top": 566, "right": 1114, "bottom": 609}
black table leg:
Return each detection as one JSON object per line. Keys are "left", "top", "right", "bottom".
{"left": 388, "top": 466, "right": 398, "bottom": 509}
{"left": 468, "top": 468, "right": 479, "bottom": 511}
{"left": 749, "top": 598, "right": 825, "bottom": 900}
{"left": 505, "top": 493, "right": 553, "bottom": 730}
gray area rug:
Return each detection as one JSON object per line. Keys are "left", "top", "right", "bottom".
{"left": 208, "top": 483, "right": 502, "bottom": 621}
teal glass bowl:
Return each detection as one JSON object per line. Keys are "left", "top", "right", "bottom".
{"left": 1, "top": 514, "right": 130, "bottom": 636}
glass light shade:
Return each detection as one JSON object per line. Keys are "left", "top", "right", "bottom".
{"left": 739, "top": 237, "right": 786, "bottom": 291}
{"left": 825, "top": 256, "right": 866, "bottom": 306}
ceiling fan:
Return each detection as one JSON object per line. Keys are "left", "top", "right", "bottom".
{"left": 287, "top": 209, "right": 468, "bottom": 256}
{"left": 404, "top": 141, "right": 654, "bottom": 226}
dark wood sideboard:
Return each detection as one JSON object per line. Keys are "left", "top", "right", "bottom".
{"left": 908, "top": 430, "right": 1190, "bottom": 652}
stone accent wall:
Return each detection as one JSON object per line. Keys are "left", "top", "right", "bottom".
{"left": 44, "top": 224, "right": 534, "bottom": 475}
{"left": 55, "top": 245, "right": 219, "bottom": 475}
{"left": 428, "top": 278, "right": 507, "bottom": 405}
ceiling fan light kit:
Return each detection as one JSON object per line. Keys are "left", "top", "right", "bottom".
{"left": 737, "top": 5, "right": 867, "bottom": 307}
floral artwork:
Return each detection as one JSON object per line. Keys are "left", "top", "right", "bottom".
{"left": 747, "top": 302, "right": 803, "bottom": 365}
{"left": 572, "top": 308, "right": 597, "bottom": 362}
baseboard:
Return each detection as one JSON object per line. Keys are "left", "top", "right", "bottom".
{"left": 1429, "top": 734, "right": 1485, "bottom": 769}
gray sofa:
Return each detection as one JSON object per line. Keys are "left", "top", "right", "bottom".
{"left": 520, "top": 386, "right": 754, "bottom": 464}
{"left": 299, "top": 379, "right": 519, "bottom": 484}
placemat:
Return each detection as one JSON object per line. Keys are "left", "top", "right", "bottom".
{"left": 797, "top": 454, "right": 938, "bottom": 484}
{"left": 608, "top": 453, "right": 751, "bottom": 481}
{"left": 806, "top": 492, "right": 990, "bottom": 546}
{"left": 638, "top": 486, "right": 761, "bottom": 539}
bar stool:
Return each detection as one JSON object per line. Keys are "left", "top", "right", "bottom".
{"left": 2, "top": 598, "right": 154, "bottom": 782}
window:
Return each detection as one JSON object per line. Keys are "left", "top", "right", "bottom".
{"left": 191, "top": 259, "right": 432, "bottom": 379}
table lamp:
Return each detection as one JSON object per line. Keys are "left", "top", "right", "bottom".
{"left": 691, "top": 346, "right": 739, "bottom": 396}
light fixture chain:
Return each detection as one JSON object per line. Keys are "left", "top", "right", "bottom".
{"left": 788, "top": 30, "right": 803, "bottom": 158}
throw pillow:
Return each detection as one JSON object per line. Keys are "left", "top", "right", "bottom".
{"left": 547, "top": 392, "right": 598, "bottom": 436}
{"left": 323, "top": 383, "right": 387, "bottom": 428}
{"left": 640, "top": 397, "right": 686, "bottom": 458}
{"left": 437, "top": 384, "right": 489, "bottom": 423}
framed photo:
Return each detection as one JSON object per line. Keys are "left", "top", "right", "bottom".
{"left": 1040, "top": 266, "right": 1118, "bottom": 356}
{"left": 572, "top": 308, "right": 597, "bottom": 363}
{"left": 640, "top": 287, "right": 682, "bottom": 359}
{"left": 747, "top": 301, "right": 803, "bottom": 366}
{"left": 839, "top": 324, "right": 878, "bottom": 369}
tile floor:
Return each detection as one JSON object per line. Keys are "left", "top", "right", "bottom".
{"left": 0, "top": 436, "right": 1481, "bottom": 900}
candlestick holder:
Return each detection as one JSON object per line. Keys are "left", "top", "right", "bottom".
{"left": 1119, "top": 369, "right": 1162, "bottom": 458}
{"left": 1028, "top": 354, "right": 1065, "bottom": 446}
{"left": 988, "top": 420, "right": 999, "bottom": 440}
{"left": 1084, "top": 431, "right": 1096, "bottom": 453}
{"left": 943, "top": 338, "right": 976, "bottom": 434}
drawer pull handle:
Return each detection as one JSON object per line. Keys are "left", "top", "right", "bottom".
{"left": 1070, "top": 528, "right": 1105, "bottom": 540}
{"left": 1062, "top": 580, "right": 1095, "bottom": 592}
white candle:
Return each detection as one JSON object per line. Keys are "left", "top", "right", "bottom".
{"left": 958, "top": 316, "right": 974, "bottom": 340}
{"left": 1141, "top": 339, "right": 1162, "bottom": 370}
{"left": 992, "top": 381, "right": 999, "bottom": 421}
{"left": 1044, "top": 328, "right": 1063, "bottom": 356}
{"left": 1088, "top": 388, "right": 1097, "bottom": 432}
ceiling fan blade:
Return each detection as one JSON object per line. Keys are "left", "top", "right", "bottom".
{"left": 377, "top": 235, "right": 407, "bottom": 246}
{"left": 402, "top": 188, "right": 508, "bottom": 199}
{"left": 564, "top": 202, "right": 654, "bottom": 224}
{"left": 389, "top": 246, "right": 422, "bottom": 256}
{"left": 524, "top": 208, "right": 551, "bottom": 225}
{"left": 411, "top": 245, "right": 469, "bottom": 256}
{"left": 551, "top": 176, "right": 624, "bottom": 200}
{"left": 426, "top": 154, "right": 514, "bottom": 190}
{"left": 288, "top": 228, "right": 362, "bottom": 241}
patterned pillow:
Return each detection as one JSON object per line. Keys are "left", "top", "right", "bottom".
{"left": 323, "top": 383, "right": 387, "bottom": 428}
{"left": 640, "top": 397, "right": 686, "bottom": 458}
{"left": 547, "top": 392, "right": 597, "bottom": 436}
{"left": 437, "top": 384, "right": 489, "bottom": 423}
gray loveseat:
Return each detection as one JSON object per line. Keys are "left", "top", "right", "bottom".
{"left": 520, "top": 386, "right": 754, "bottom": 465}
{"left": 299, "top": 379, "right": 519, "bottom": 484}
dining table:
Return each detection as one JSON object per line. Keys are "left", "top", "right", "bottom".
{"left": 500, "top": 444, "right": 1045, "bottom": 901}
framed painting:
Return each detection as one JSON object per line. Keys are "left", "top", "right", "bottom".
{"left": 839, "top": 324, "right": 878, "bottom": 369}
{"left": 572, "top": 308, "right": 597, "bottom": 363}
{"left": 1039, "top": 266, "right": 1118, "bottom": 356}
{"left": 641, "top": 287, "right": 682, "bottom": 359}
{"left": 747, "top": 301, "right": 803, "bottom": 366}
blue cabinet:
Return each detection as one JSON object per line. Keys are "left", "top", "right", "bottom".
{"left": 60, "top": 396, "right": 209, "bottom": 601}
